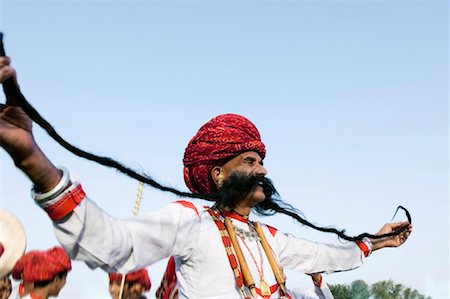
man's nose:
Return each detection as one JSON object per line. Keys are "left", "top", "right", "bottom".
{"left": 257, "top": 164, "right": 268, "bottom": 176}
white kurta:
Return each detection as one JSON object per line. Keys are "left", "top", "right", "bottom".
{"left": 43, "top": 178, "right": 366, "bottom": 299}
{"left": 289, "top": 277, "right": 334, "bottom": 299}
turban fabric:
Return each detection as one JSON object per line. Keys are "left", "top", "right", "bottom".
{"left": 109, "top": 269, "right": 151, "bottom": 291}
{"left": 12, "top": 246, "right": 71, "bottom": 283}
{"left": 183, "top": 114, "right": 266, "bottom": 195}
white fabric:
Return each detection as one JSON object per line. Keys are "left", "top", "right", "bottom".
{"left": 289, "top": 278, "right": 334, "bottom": 299}
{"left": 14, "top": 294, "right": 31, "bottom": 299}
{"left": 12, "top": 286, "right": 24, "bottom": 299}
{"left": 45, "top": 180, "right": 364, "bottom": 299}
{"left": 0, "top": 210, "right": 26, "bottom": 278}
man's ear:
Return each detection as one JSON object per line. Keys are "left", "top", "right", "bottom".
{"left": 52, "top": 276, "right": 61, "bottom": 285}
{"left": 211, "top": 166, "right": 224, "bottom": 188}
{"left": 53, "top": 273, "right": 66, "bottom": 284}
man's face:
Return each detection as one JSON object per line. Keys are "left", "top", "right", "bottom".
{"left": 220, "top": 151, "right": 268, "bottom": 205}
{"left": 109, "top": 282, "right": 145, "bottom": 299}
{"left": 109, "top": 281, "right": 121, "bottom": 299}
{"left": 127, "top": 282, "right": 145, "bottom": 299}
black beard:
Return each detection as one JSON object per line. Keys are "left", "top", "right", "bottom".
{"left": 214, "top": 171, "right": 278, "bottom": 212}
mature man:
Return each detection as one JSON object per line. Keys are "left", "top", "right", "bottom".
{"left": 12, "top": 246, "right": 71, "bottom": 299}
{"left": 109, "top": 269, "right": 151, "bottom": 299}
{"left": 0, "top": 56, "right": 411, "bottom": 299}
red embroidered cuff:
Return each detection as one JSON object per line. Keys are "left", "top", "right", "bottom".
{"left": 44, "top": 184, "right": 85, "bottom": 221}
{"left": 355, "top": 240, "right": 371, "bottom": 257}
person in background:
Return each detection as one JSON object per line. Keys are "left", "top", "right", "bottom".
{"left": 156, "top": 257, "right": 178, "bottom": 299}
{"left": 109, "top": 268, "right": 151, "bottom": 299}
{"left": 11, "top": 247, "right": 71, "bottom": 299}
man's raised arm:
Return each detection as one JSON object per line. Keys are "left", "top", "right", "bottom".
{"left": 0, "top": 55, "right": 62, "bottom": 193}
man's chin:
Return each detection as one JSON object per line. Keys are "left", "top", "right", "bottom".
{"left": 250, "top": 191, "right": 266, "bottom": 204}
{"left": 256, "top": 187, "right": 267, "bottom": 201}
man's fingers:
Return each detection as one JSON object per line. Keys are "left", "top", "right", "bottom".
{"left": 0, "top": 56, "right": 21, "bottom": 106}
{"left": 0, "top": 65, "right": 15, "bottom": 83}
{"left": 0, "top": 56, "right": 11, "bottom": 66}
{"left": 389, "top": 221, "right": 410, "bottom": 229}
{"left": 0, "top": 56, "right": 18, "bottom": 89}
{"left": 392, "top": 221, "right": 409, "bottom": 226}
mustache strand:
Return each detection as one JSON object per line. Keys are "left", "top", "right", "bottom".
{"left": 214, "top": 172, "right": 411, "bottom": 242}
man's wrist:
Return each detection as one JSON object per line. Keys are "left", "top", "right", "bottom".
{"left": 31, "top": 168, "right": 85, "bottom": 221}
{"left": 31, "top": 167, "right": 71, "bottom": 202}
{"left": 369, "top": 238, "right": 384, "bottom": 251}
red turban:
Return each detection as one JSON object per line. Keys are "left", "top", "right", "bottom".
{"left": 109, "top": 269, "right": 151, "bottom": 291}
{"left": 12, "top": 246, "right": 71, "bottom": 283}
{"left": 183, "top": 114, "right": 266, "bottom": 194}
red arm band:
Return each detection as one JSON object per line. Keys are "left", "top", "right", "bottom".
{"left": 44, "top": 184, "right": 85, "bottom": 221}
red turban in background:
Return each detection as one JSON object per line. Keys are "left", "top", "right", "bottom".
{"left": 12, "top": 246, "right": 71, "bottom": 283}
{"left": 109, "top": 268, "right": 151, "bottom": 291}
{"left": 183, "top": 114, "right": 266, "bottom": 194}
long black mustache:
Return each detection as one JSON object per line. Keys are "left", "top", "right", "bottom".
{"left": 0, "top": 34, "right": 410, "bottom": 242}
{"left": 215, "top": 172, "right": 411, "bottom": 242}
{"left": 213, "top": 172, "right": 276, "bottom": 210}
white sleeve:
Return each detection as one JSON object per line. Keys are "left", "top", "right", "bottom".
{"left": 49, "top": 183, "right": 201, "bottom": 273}
{"left": 273, "top": 230, "right": 366, "bottom": 274}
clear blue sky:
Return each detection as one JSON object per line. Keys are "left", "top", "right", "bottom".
{"left": 0, "top": 0, "right": 448, "bottom": 298}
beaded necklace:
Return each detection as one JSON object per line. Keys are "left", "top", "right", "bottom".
{"left": 237, "top": 234, "right": 271, "bottom": 297}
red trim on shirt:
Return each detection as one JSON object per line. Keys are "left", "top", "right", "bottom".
{"left": 355, "top": 240, "right": 370, "bottom": 257}
{"left": 255, "top": 283, "right": 279, "bottom": 299}
{"left": 44, "top": 184, "right": 85, "bottom": 221}
{"left": 265, "top": 224, "right": 278, "bottom": 237}
{"left": 175, "top": 200, "right": 199, "bottom": 216}
{"left": 221, "top": 210, "right": 249, "bottom": 223}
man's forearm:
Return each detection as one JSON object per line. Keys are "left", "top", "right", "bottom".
{"left": 14, "top": 145, "right": 62, "bottom": 193}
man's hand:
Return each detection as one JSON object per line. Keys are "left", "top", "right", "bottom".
{"left": 0, "top": 56, "right": 15, "bottom": 83}
{"left": 0, "top": 55, "right": 61, "bottom": 192}
{"left": 371, "top": 221, "right": 413, "bottom": 251}
{"left": 0, "top": 56, "right": 34, "bottom": 160}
